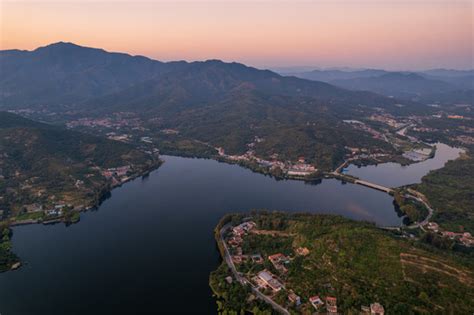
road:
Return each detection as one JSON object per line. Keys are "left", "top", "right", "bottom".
{"left": 403, "top": 194, "right": 434, "bottom": 229}
{"left": 331, "top": 161, "right": 434, "bottom": 229}
{"left": 219, "top": 224, "right": 290, "bottom": 315}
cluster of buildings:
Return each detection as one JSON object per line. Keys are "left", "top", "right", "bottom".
{"left": 67, "top": 117, "right": 137, "bottom": 129}
{"left": 218, "top": 147, "right": 317, "bottom": 177}
{"left": 426, "top": 222, "right": 474, "bottom": 247}
{"left": 362, "top": 303, "right": 385, "bottom": 315}
{"left": 287, "top": 160, "right": 317, "bottom": 177}
{"left": 307, "top": 296, "right": 385, "bottom": 314}
{"left": 225, "top": 220, "right": 387, "bottom": 314}
{"left": 45, "top": 204, "right": 65, "bottom": 217}
{"left": 369, "top": 114, "right": 407, "bottom": 129}
{"left": 228, "top": 221, "right": 257, "bottom": 264}
{"left": 344, "top": 146, "right": 390, "bottom": 161}
{"left": 23, "top": 202, "right": 67, "bottom": 218}
{"left": 66, "top": 112, "right": 144, "bottom": 131}
{"left": 309, "top": 296, "right": 338, "bottom": 313}
{"left": 102, "top": 165, "right": 132, "bottom": 186}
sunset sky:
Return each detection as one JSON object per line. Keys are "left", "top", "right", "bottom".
{"left": 1, "top": 0, "right": 472, "bottom": 70}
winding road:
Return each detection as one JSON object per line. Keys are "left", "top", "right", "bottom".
{"left": 219, "top": 224, "right": 290, "bottom": 315}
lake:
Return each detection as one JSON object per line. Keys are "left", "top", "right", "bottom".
{"left": 346, "top": 143, "right": 463, "bottom": 187}
{"left": 0, "top": 144, "right": 459, "bottom": 314}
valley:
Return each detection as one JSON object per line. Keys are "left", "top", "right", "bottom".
{"left": 0, "top": 42, "right": 473, "bottom": 314}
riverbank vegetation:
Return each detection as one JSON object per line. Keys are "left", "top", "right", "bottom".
{"left": 211, "top": 211, "right": 474, "bottom": 314}
{"left": 0, "top": 225, "right": 19, "bottom": 272}
{"left": 393, "top": 191, "right": 429, "bottom": 224}
{"left": 414, "top": 152, "right": 474, "bottom": 234}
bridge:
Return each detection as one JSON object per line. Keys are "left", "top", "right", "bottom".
{"left": 354, "top": 179, "right": 394, "bottom": 194}
{"left": 330, "top": 160, "right": 435, "bottom": 229}
{"left": 330, "top": 160, "right": 394, "bottom": 195}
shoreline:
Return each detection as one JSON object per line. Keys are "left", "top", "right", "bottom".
{"left": 0, "top": 160, "right": 163, "bottom": 273}
{"left": 2, "top": 142, "right": 461, "bottom": 273}
{"left": 9, "top": 160, "right": 163, "bottom": 228}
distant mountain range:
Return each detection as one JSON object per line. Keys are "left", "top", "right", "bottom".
{"left": 283, "top": 68, "right": 473, "bottom": 104}
{"left": 1, "top": 42, "right": 412, "bottom": 112}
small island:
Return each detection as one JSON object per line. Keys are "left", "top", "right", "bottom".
{"left": 210, "top": 211, "right": 474, "bottom": 314}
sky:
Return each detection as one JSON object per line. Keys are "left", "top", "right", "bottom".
{"left": 1, "top": 0, "right": 472, "bottom": 70}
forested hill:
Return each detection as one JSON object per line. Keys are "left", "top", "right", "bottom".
{"left": 211, "top": 212, "right": 474, "bottom": 314}
{"left": 0, "top": 42, "right": 186, "bottom": 107}
{"left": 0, "top": 42, "right": 421, "bottom": 116}
{"left": 0, "top": 112, "right": 160, "bottom": 220}
{"left": 82, "top": 59, "right": 405, "bottom": 116}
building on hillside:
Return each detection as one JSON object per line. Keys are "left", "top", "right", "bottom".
{"left": 426, "top": 222, "right": 439, "bottom": 232}
{"left": 460, "top": 232, "right": 474, "bottom": 247}
{"left": 288, "top": 290, "right": 301, "bottom": 306}
{"left": 326, "top": 296, "right": 337, "bottom": 314}
{"left": 295, "top": 247, "right": 310, "bottom": 256}
{"left": 370, "top": 302, "right": 385, "bottom": 315}
{"left": 257, "top": 270, "right": 283, "bottom": 292}
{"left": 309, "top": 296, "right": 324, "bottom": 310}
{"left": 232, "top": 221, "right": 256, "bottom": 237}
{"left": 441, "top": 231, "right": 463, "bottom": 239}
{"left": 268, "top": 253, "right": 290, "bottom": 273}
{"left": 251, "top": 254, "right": 264, "bottom": 264}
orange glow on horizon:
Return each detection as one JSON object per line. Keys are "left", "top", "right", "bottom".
{"left": 1, "top": 1, "right": 472, "bottom": 70}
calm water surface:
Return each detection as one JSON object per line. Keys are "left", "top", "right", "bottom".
{"left": 346, "top": 143, "right": 463, "bottom": 187}
{"left": 0, "top": 146, "right": 457, "bottom": 314}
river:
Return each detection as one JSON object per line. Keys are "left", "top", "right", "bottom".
{"left": 0, "top": 144, "right": 460, "bottom": 314}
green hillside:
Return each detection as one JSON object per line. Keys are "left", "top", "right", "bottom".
{"left": 0, "top": 111, "right": 161, "bottom": 221}
{"left": 415, "top": 153, "right": 474, "bottom": 233}
{"left": 211, "top": 212, "right": 474, "bottom": 314}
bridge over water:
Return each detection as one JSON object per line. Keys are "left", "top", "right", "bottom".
{"left": 331, "top": 160, "right": 394, "bottom": 194}
{"left": 354, "top": 179, "right": 394, "bottom": 194}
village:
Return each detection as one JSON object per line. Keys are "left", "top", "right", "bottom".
{"left": 217, "top": 144, "right": 318, "bottom": 178}
{"left": 425, "top": 222, "right": 474, "bottom": 247}
{"left": 223, "top": 220, "right": 386, "bottom": 315}
{"left": 4, "top": 163, "right": 143, "bottom": 226}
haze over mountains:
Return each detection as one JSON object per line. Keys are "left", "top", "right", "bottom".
{"left": 0, "top": 42, "right": 402, "bottom": 112}
{"left": 282, "top": 68, "right": 473, "bottom": 104}
{"left": 1, "top": 42, "right": 471, "bottom": 115}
